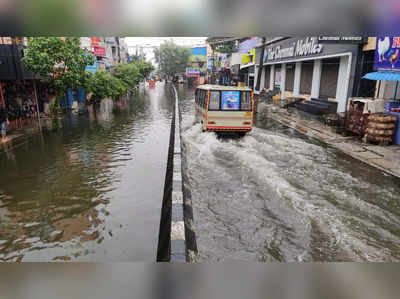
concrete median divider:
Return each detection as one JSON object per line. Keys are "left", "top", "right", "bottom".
{"left": 157, "top": 84, "right": 197, "bottom": 262}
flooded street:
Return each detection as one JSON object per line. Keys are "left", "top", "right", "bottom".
{"left": 0, "top": 84, "right": 173, "bottom": 261}
{"left": 178, "top": 87, "right": 400, "bottom": 262}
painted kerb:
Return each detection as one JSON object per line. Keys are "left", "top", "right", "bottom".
{"left": 170, "top": 85, "right": 186, "bottom": 262}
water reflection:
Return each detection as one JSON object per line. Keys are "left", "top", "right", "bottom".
{"left": 0, "top": 83, "right": 173, "bottom": 261}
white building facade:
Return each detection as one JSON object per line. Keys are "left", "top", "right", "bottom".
{"left": 256, "top": 37, "right": 365, "bottom": 113}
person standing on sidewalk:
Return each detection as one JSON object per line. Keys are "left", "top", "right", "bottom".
{"left": 0, "top": 104, "right": 9, "bottom": 142}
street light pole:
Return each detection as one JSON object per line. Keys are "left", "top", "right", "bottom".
{"left": 0, "top": 82, "right": 5, "bottom": 107}
{"left": 33, "top": 80, "right": 41, "bottom": 130}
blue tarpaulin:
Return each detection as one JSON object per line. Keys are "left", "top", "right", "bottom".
{"left": 363, "top": 71, "right": 400, "bottom": 81}
{"left": 363, "top": 71, "right": 400, "bottom": 100}
{"left": 77, "top": 88, "right": 86, "bottom": 104}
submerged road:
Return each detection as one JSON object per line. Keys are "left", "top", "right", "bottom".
{"left": 178, "top": 86, "right": 400, "bottom": 262}
{"left": 0, "top": 84, "right": 173, "bottom": 261}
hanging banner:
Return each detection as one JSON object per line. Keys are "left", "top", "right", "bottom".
{"left": 94, "top": 46, "right": 106, "bottom": 56}
{"left": 374, "top": 36, "right": 400, "bottom": 72}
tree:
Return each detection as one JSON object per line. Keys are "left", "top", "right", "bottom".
{"left": 206, "top": 37, "right": 237, "bottom": 54}
{"left": 112, "top": 61, "right": 154, "bottom": 92}
{"left": 135, "top": 61, "right": 155, "bottom": 79}
{"left": 154, "top": 41, "right": 190, "bottom": 77}
{"left": 23, "top": 37, "right": 95, "bottom": 95}
{"left": 112, "top": 63, "right": 141, "bottom": 92}
{"left": 88, "top": 70, "right": 127, "bottom": 103}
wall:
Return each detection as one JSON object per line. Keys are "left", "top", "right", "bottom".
{"left": 238, "top": 38, "right": 258, "bottom": 53}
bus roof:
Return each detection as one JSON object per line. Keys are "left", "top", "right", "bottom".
{"left": 196, "top": 84, "right": 253, "bottom": 92}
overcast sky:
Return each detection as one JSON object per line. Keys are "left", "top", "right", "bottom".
{"left": 125, "top": 37, "right": 207, "bottom": 65}
{"left": 125, "top": 37, "right": 207, "bottom": 48}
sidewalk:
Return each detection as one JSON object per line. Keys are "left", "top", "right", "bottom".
{"left": 0, "top": 117, "right": 60, "bottom": 149}
{"left": 258, "top": 102, "right": 400, "bottom": 179}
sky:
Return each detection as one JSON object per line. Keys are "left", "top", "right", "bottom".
{"left": 125, "top": 37, "right": 207, "bottom": 48}
{"left": 125, "top": 37, "right": 207, "bottom": 65}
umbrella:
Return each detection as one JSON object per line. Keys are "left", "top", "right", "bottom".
{"left": 363, "top": 71, "right": 400, "bottom": 101}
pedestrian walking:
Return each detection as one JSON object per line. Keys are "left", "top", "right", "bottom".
{"left": 0, "top": 104, "right": 9, "bottom": 142}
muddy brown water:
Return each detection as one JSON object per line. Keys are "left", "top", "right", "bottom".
{"left": 178, "top": 86, "right": 400, "bottom": 262}
{"left": 0, "top": 84, "right": 173, "bottom": 261}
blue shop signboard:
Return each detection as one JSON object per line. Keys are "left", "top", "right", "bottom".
{"left": 374, "top": 36, "right": 400, "bottom": 72}
{"left": 85, "top": 52, "right": 98, "bottom": 73}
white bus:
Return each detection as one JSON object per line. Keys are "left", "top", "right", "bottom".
{"left": 195, "top": 85, "right": 254, "bottom": 134}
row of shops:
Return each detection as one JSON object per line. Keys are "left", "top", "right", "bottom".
{"left": 253, "top": 37, "right": 376, "bottom": 113}
{"left": 249, "top": 36, "right": 400, "bottom": 145}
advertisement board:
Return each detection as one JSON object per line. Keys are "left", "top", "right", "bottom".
{"left": 318, "top": 36, "right": 365, "bottom": 43}
{"left": 374, "top": 36, "right": 400, "bottom": 72}
{"left": 94, "top": 46, "right": 106, "bottom": 56}
{"left": 221, "top": 91, "right": 240, "bottom": 110}
{"left": 91, "top": 37, "right": 100, "bottom": 47}
{"left": 186, "top": 68, "right": 200, "bottom": 77}
{"left": 207, "top": 57, "right": 215, "bottom": 71}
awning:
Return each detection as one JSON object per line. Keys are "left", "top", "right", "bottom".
{"left": 363, "top": 72, "right": 400, "bottom": 82}
{"left": 240, "top": 62, "right": 255, "bottom": 70}
{"left": 363, "top": 71, "right": 400, "bottom": 100}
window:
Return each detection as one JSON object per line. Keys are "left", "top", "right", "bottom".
{"left": 201, "top": 90, "right": 205, "bottom": 108}
{"left": 209, "top": 91, "right": 220, "bottom": 110}
{"left": 221, "top": 91, "right": 240, "bottom": 111}
{"left": 240, "top": 92, "right": 252, "bottom": 111}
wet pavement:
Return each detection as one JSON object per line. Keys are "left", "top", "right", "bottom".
{"left": 0, "top": 83, "right": 173, "bottom": 262}
{"left": 178, "top": 87, "right": 400, "bottom": 262}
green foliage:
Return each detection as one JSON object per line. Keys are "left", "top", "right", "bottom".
{"left": 23, "top": 37, "right": 95, "bottom": 95}
{"left": 188, "top": 55, "right": 207, "bottom": 72}
{"left": 88, "top": 71, "right": 128, "bottom": 102}
{"left": 135, "top": 61, "right": 155, "bottom": 78}
{"left": 206, "top": 37, "right": 237, "bottom": 54}
{"left": 48, "top": 99, "right": 61, "bottom": 115}
{"left": 112, "top": 63, "right": 140, "bottom": 92}
{"left": 154, "top": 41, "right": 190, "bottom": 77}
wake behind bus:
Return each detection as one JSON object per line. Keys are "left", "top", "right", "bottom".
{"left": 195, "top": 85, "right": 254, "bottom": 135}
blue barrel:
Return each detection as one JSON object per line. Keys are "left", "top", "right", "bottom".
{"left": 59, "top": 95, "right": 67, "bottom": 109}
{"left": 66, "top": 88, "right": 75, "bottom": 108}
{"left": 77, "top": 88, "right": 86, "bottom": 104}
{"left": 385, "top": 102, "right": 400, "bottom": 145}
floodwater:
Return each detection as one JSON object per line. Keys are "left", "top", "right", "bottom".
{"left": 0, "top": 83, "right": 173, "bottom": 262}
{"left": 178, "top": 87, "right": 400, "bottom": 262}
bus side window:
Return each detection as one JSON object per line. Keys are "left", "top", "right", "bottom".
{"left": 209, "top": 91, "right": 220, "bottom": 110}
{"left": 240, "top": 92, "right": 252, "bottom": 111}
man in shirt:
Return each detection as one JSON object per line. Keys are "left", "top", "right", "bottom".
{"left": 0, "top": 105, "right": 9, "bottom": 142}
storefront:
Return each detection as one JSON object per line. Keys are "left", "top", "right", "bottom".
{"left": 260, "top": 37, "right": 365, "bottom": 113}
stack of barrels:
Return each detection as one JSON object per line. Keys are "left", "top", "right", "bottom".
{"left": 365, "top": 113, "right": 398, "bottom": 145}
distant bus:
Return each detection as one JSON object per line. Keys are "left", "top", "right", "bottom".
{"left": 195, "top": 85, "right": 254, "bottom": 134}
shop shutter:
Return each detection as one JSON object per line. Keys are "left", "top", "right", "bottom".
{"left": 285, "top": 64, "right": 295, "bottom": 92}
{"left": 300, "top": 61, "right": 313, "bottom": 94}
{"left": 264, "top": 66, "right": 270, "bottom": 89}
{"left": 320, "top": 58, "right": 340, "bottom": 98}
